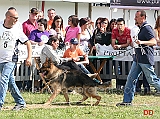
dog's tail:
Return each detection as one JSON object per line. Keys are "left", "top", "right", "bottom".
{"left": 97, "top": 81, "right": 112, "bottom": 88}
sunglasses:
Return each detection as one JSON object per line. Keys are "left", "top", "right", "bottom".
{"left": 54, "top": 42, "right": 59, "bottom": 45}
{"left": 68, "top": 19, "right": 72, "bottom": 22}
{"left": 102, "top": 22, "right": 107, "bottom": 24}
{"left": 10, "top": 16, "right": 19, "bottom": 20}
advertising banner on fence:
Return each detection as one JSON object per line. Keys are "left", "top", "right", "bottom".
{"left": 96, "top": 44, "right": 160, "bottom": 61}
{"left": 17, "top": 44, "right": 160, "bottom": 61}
{"left": 18, "top": 45, "right": 44, "bottom": 60}
{"left": 110, "top": 0, "right": 160, "bottom": 10}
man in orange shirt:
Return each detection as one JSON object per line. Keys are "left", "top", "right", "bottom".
{"left": 47, "top": 8, "right": 56, "bottom": 30}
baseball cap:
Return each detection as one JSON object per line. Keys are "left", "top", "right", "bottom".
{"left": 29, "top": 8, "right": 38, "bottom": 14}
{"left": 70, "top": 38, "right": 79, "bottom": 45}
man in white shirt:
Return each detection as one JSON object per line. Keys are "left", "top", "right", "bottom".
{"left": 0, "top": 8, "right": 32, "bottom": 111}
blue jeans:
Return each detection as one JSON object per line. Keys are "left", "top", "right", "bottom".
{"left": 123, "top": 61, "right": 160, "bottom": 103}
{"left": 77, "top": 64, "right": 91, "bottom": 74}
{"left": 0, "top": 62, "right": 25, "bottom": 107}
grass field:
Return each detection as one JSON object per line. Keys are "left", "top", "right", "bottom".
{"left": 0, "top": 88, "right": 160, "bottom": 119}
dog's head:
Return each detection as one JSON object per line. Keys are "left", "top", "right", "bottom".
{"left": 39, "top": 57, "right": 52, "bottom": 78}
{"left": 39, "top": 57, "right": 58, "bottom": 79}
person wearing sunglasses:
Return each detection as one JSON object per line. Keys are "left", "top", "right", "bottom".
{"left": 89, "top": 17, "right": 112, "bottom": 83}
{"left": 64, "top": 15, "right": 81, "bottom": 45}
{"left": 0, "top": 8, "right": 32, "bottom": 111}
{"left": 89, "top": 17, "right": 112, "bottom": 55}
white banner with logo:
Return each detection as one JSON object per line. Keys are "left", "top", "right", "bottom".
{"left": 96, "top": 44, "right": 160, "bottom": 61}
{"left": 18, "top": 45, "right": 44, "bottom": 61}
{"left": 17, "top": 44, "right": 160, "bottom": 61}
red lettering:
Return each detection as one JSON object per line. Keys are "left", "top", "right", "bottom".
{"left": 144, "top": 110, "right": 148, "bottom": 115}
{"left": 144, "top": 110, "right": 153, "bottom": 116}
{"left": 149, "top": 110, "right": 153, "bottom": 115}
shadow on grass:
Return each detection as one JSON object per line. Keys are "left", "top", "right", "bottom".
{"left": 99, "top": 88, "right": 124, "bottom": 95}
{"left": 50, "top": 101, "right": 115, "bottom": 107}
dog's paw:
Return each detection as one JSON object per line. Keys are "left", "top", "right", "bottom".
{"left": 44, "top": 102, "right": 51, "bottom": 106}
{"left": 66, "top": 102, "right": 71, "bottom": 106}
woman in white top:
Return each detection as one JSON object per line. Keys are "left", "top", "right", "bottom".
{"left": 79, "top": 18, "right": 92, "bottom": 54}
{"left": 49, "top": 15, "right": 65, "bottom": 40}
{"left": 154, "top": 15, "right": 160, "bottom": 46}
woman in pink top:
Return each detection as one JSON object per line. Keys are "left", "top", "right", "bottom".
{"left": 65, "top": 15, "right": 81, "bottom": 45}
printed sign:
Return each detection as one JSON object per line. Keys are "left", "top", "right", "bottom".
{"left": 18, "top": 45, "right": 44, "bottom": 60}
{"left": 110, "top": 0, "right": 160, "bottom": 10}
{"left": 96, "top": 44, "right": 160, "bottom": 61}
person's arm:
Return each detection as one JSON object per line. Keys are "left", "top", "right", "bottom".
{"left": 154, "top": 29, "right": 159, "bottom": 41}
{"left": 41, "top": 45, "right": 62, "bottom": 64}
{"left": 136, "top": 26, "right": 157, "bottom": 46}
{"left": 113, "top": 28, "right": 131, "bottom": 49}
{"left": 154, "top": 29, "right": 160, "bottom": 46}
{"left": 75, "top": 49, "right": 89, "bottom": 64}
{"left": 24, "top": 41, "right": 32, "bottom": 66}
{"left": 111, "top": 29, "right": 117, "bottom": 49}
{"left": 29, "top": 40, "right": 38, "bottom": 45}
{"left": 135, "top": 38, "right": 157, "bottom": 46}
{"left": 77, "top": 33, "right": 81, "bottom": 43}
{"left": 89, "top": 30, "right": 95, "bottom": 46}
{"left": 28, "top": 30, "right": 37, "bottom": 45}
{"left": 81, "top": 54, "right": 89, "bottom": 64}
{"left": 116, "top": 40, "right": 130, "bottom": 49}
{"left": 77, "top": 27, "right": 81, "bottom": 43}
{"left": 62, "top": 28, "right": 66, "bottom": 37}
{"left": 22, "top": 22, "right": 27, "bottom": 36}
{"left": 111, "top": 38, "right": 116, "bottom": 49}
{"left": 18, "top": 28, "right": 32, "bottom": 66}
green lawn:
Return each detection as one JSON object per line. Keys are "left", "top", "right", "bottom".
{"left": 0, "top": 89, "right": 160, "bottom": 119}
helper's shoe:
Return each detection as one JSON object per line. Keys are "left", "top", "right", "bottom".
{"left": 87, "top": 73, "right": 98, "bottom": 78}
{"left": 116, "top": 102, "right": 132, "bottom": 107}
{"left": 93, "top": 78, "right": 102, "bottom": 84}
{"left": 12, "top": 104, "right": 26, "bottom": 111}
{"left": 154, "top": 91, "right": 160, "bottom": 96}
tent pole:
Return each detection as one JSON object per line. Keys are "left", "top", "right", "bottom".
{"left": 42, "top": 1, "right": 45, "bottom": 13}
{"left": 123, "top": 9, "right": 125, "bottom": 19}
{"left": 127, "top": 10, "right": 130, "bottom": 27}
{"left": 110, "top": 8, "right": 112, "bottom": 20}
{"left": 88, "top": 3, "right": 92, "bottom": 19}
{"left": 75, "top": 2, "right": 78, "bottom": 16}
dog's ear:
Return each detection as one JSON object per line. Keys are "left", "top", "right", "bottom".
{"left": 48, "top": 57, "right": 52, "bottom": 64}
{"left": 46, "top": 57, "right": 49, "bottom": 62}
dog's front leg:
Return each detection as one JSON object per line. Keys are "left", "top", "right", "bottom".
{"left": 62, "top": 88, "right": 70, "bottom": 105}
{"left": 45, "top": 87, "right": 61, "bottom": 105}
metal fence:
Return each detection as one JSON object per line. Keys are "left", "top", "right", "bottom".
{"left": 14, "top": 59, "right": 160, "bottom": 90}
{"left": 97, "top": 60, "right": 160, "bottom": 80}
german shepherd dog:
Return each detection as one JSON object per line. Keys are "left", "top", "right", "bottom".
{"left": 40, "top": 58, "right": 111, "bottom": 106}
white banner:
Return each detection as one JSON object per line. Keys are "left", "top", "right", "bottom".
{"left": 18, "top": 45, "right": 44, "bottom": 61}
{"left": 96, "top": 44, "right": 160, "bottom": 61}
{"left": 17, "top": 44, "right": 160, "bottom": 61}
